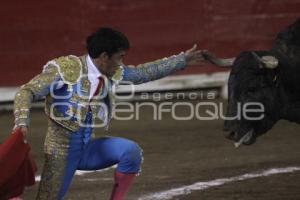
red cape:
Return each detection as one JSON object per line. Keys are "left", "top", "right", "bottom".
{"left": 0, "top": 128, "right": 37, "bottom": 199}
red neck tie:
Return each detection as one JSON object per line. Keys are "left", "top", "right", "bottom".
{"left": 89, "top": 77, "right": 104, "bottom": 110}
{"left": 93, "top": 77, "right": 104, "bottom": 97}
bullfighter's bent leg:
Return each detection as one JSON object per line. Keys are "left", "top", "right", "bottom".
{"left": 77, "top": 137, "right": 143, "bottom": 200}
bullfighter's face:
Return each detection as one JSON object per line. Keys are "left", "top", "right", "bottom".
{"left": 94, "top": 50, "right": 126, "bottom": 78}
{"left": 105, "top": 50, "right": 126, "bottom": 78}
{"left": 224, "top": 52, "right": 281, "bottom": 146}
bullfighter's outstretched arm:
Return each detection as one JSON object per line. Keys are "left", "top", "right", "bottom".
{"left": 119, "top": 53, "right": 186, "bottom": 84}
{"left": 113, "top": 45, "right": 205, "bottom": 84}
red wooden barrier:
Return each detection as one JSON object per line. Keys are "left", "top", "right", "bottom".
{"left": 0, "top": 0, "right": 299, "bottom": 86}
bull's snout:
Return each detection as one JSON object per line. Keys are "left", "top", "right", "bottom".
{"left": 223, "top": 120, "right": 238, "bottom": 141}
{"left": 224, "top": 131, "right": 236, "bottom": 140}
{"left": 224, "top": 130, "right": 245, "bottom": 142}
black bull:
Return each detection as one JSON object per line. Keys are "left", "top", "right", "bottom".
{"left": 203, "top": 18, "right": 300, "bottom": 146}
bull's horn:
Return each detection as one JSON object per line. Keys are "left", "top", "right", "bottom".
{"left": 202, "top": 51, "right": 235, "bottom": 67}
{"left": 251, "top": 52, "right": 279, "bottom": 69}
{"left": 261, "top": 56, "right": 279, "bottom": 69}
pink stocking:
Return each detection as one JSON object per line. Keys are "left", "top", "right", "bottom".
{"left": 109, "top": 171, "right": 136, "bottom": 200}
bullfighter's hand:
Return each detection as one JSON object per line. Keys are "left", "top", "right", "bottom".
{"left": 184, "top": 44, "right": 207, "bottom": 66}
{"left": 13, "top": 125, "right": 28, "bottom": 143}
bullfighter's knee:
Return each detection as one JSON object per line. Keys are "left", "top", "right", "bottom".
{"left": 118, "top": 141, "right": 143, "bottom": 174}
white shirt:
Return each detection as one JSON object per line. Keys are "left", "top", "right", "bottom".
{"left": 86, "top": 55, "right": 107, "bottom": 122}
{"left": 86, "top": 55, "right": 102, "bottom": 100}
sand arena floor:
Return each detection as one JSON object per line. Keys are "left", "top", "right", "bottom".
{"left": 1, "top": 99, "right": 300, "bottom": 200}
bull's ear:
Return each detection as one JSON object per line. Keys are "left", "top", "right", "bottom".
{"left": 251, "top": 52, "right": 279, "bottom": 69}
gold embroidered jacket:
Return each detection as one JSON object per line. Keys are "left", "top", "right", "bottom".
{"left": 13, "top": 53, "right": 186, "bottom": 131}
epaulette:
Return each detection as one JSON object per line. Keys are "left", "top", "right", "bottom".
{"left": 111, "top": 66, "right": 124, "bottom": 83}
{"left": 45, "top": 55, "right": 82, "bottom": 85}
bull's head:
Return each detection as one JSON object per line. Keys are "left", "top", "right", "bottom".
{"left": 203, "top": 18, "right": 300, "bottom": 147}
{"left": 225, "top": 52, "right": 282, "bottom": 147}
{"left": 203, "top": 51, "right": 281, "bottom": 146}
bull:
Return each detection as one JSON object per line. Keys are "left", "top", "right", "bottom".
{"left": 203, "top": 18, "right": 300, "bottom": 147}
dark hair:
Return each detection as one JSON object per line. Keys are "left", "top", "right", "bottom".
{"left": 86, "top": 27, "right": 130, "bottom": 58}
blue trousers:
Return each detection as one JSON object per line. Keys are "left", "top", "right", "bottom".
{"left": 56, "top": 134, "right": 142, "bottom": 199}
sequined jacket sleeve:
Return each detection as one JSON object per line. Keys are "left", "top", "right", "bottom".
{"left": 120, "top": 52, "right": 186, "bottom": 84}
{"left": 14, "top": 65, "right": 61, "bottom": 127}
